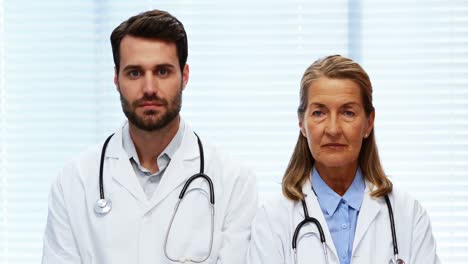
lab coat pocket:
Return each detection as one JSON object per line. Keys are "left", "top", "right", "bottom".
{"left": 383, "top": 240, "right": 396, "bottom": 263}
{"left": 83, "top": 251, "right": 96, "bottom": 264}
{"left": 164, "top": 184, "right": 214, "bottom": 263}
{"left": 369, "top": 242, "right": 396, "bottom": 264}
{"left": 101, "top": 188, "right": 141, "bottom": 263}
{"left": 358, "top": 230, "right": 394, "bottom": 263}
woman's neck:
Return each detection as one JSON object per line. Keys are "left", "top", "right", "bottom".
{"left": 315, "top": 162, "right": 358, "bottom": 196}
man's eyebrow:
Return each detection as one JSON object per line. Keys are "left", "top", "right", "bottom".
{"left": 153, "top": 63, "right": 176, "bottom": 69}
{"left": 122, "top": 65, "right": 142, "bottom": 72}
{"left": 122, "top": 64, "right": 176, "bottom": 72}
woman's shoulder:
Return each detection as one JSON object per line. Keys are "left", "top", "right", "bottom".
{"left": 389, "top": 185, "right": 419, "bottom": 205}
{"left": 387, "top": 185, "right": 429, "bottom": 221}
{"left": 258, "top": 191, "right": 298, "bottom": 224}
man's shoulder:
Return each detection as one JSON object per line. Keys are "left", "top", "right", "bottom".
{"left": 69, "top": 143, "right": 103, "bottom": 167}
{"left": 55, "top": 141, "right": 106, "bottom": 184}
{"left": 192, "top": 138, "right": 256, "bottom": 196}
{"left": 202, "top": 139, "right": 251, "bottom": 173}
{"left": 203, "top": 140, "right": 239, "bottom": 164}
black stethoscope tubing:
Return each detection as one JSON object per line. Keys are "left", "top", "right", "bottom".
{"left": 384, "top": 194, "right": 399, "bottom": 256}
{"left": 97, "top": 132, "right": 216, "bottom": 262}
{"left": 177, "top": 133, "right": 215, "bottom": 204}
{"left": 98, "top": 133, "right": 114, "bottom": 201}
{"left": 96, "top": 132, "right": 214, "bottom": 213}
{"left": 292, "top": 194, "right": 400, "bottom": 260}
{"left": 292, "top": 200, "right": 326, "bottom": 249}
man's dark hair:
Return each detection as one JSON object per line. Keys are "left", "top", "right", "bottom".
{"left": 110, "top": 10, "right": 188, "bottom": 73}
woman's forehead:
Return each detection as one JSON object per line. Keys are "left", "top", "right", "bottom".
{"left": 307, "top": 77, "right": 363, "bottom": 106}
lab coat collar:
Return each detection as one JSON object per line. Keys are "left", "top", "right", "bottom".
{"left": 352, "top": 183, "right": 382, "bottom": 253}
{"left": 298, "top": 180, "right": 338, "bottom": 259}
{"left": 298, "top": 179, "right": 382, "bottom": 259}
{"left": 343, "top": 168, "right": 366, "bottom": 211}
{"left": 104, "top": 120, "right": 200, "bottom": 209}
{"left": 103, "top": 122, "right": 147, "bottom": 205}
{"left": 147, "top": 122, "right": 200, "bottom": 210}
{"left": 105, "top": 120, "right": 198, "bottom": 161}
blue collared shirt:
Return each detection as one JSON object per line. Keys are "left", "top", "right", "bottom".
{"left": 311, "top": 167, "right": 366, "bottom": 264}
{"left": 122, "top": 119, "right": 185, "bottom": 199}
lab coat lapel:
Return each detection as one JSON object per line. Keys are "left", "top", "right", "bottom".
{"left": 148, "top": 124, "right": 200, "bottom": 210}
{"left": 352, "top": 184, "right": 382, "bottom": 253}
{"left": 105, "top": 124, "right": 148, "bottom": 205}
{"left": 298, "top": 180, "right": 338, "bottom": 260}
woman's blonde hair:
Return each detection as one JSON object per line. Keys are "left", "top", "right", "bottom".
{"left": 282, "top": 55, "right": 392, "bottom": 201}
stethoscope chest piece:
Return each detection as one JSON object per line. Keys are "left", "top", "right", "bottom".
{"left": 389, "top": 258, "right": 405, "bottom": 264}
{"left": 94, "top": 198, "right": 112, "bottom": 215}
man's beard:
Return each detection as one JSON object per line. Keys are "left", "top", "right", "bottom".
{"left": 119, "top": 87, "right": 182, "bottom": 132}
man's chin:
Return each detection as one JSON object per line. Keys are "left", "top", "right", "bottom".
{"left": 136, "top": 121, "right": 165, "bottom": 131}
{"left": 131, "top": 114, "right": 178, "bottom": 132}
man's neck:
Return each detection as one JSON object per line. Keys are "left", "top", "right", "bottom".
{"left": 128, "top": 116, "right": 180, "bottom": 174}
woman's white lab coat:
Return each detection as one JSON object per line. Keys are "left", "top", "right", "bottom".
{"left": 247, "top": 180, "right": 441, "bottom": 264}
{"left": 42, "top": 122, "right": 258, "bottom": 264}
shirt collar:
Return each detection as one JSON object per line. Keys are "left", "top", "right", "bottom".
{"left": 311, "top": 166, "right": 366, "bottom": 216}
{"left": 122, "top": 118, "right": 185, "bottom": 166}
{"left": 343, "top": 168, "right": 366, "bottom": 210}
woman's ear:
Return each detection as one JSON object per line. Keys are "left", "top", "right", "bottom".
{"left": 364, "top": 111, "right": 375, "bottom": 138}
{"left": 299, "top": 120, "right": 306, "bottom": 137}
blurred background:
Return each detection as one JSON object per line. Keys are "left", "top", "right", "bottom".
{"left": 0, "top": 0, "right": 467, "bottom": 262}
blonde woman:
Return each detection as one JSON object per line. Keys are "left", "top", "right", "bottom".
{"left": 247, "top": 55, "right": 440, "bottom": 264}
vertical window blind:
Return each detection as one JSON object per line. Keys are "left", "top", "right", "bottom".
{"left": 0, "top": 0, "right": 465, "bottom": 262}
{"left": 361, "top": 1, "right": 468, "bottom": 261}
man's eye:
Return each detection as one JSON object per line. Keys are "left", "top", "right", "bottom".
{"left": 128, "top": 70, "right": 141, "bottom": 78}
{"left": 157, "top": 68, "right": 170, "bottom": 76}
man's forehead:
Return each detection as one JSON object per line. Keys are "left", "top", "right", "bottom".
{"left": 119, "top": 36, "right": 179, "bottom": 67}
{"left": 120, "top": 36, "right": 177, "bottom": 53}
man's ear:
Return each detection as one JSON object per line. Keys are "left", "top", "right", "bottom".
{"left": 114, "top": 67, "right": 120, "bottom": 92}
{"left": 181, "top": 64, "right": 189, "bottom": 90}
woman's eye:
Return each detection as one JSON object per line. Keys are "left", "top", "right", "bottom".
{"left": 312, "top": 111, "right": 324, "bottom": 117}
{"left": 344, "top": 110, "right": 355, "bottom": 117}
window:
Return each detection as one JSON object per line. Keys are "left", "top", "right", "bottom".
{"left": 0, "top": 0, "right": 465, "bottom": 262}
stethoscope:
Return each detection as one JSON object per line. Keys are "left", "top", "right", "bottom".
{"left": 292, "top": 193, "right": 405, "bottom": 264}
{"left": 94, "top": 133, "right": 215, "bottom": 263}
